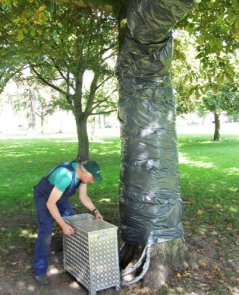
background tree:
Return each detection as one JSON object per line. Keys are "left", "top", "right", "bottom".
{"left": 0, "top": 2, "right": 118, "bottom": 160}
{"left": 172, "top": 30, "right": 201, "bottom": 115}
{"left": 181, "top": 0, "right": 239, "bottom": 85}
{"left": 172, "top": 28, "right": 239, "bottom": 141}
{"left": 9, "top": 77, "right": 58, "bottom": 134}
{"left": 202, "top": 80, "right": 239, "bottom": 141}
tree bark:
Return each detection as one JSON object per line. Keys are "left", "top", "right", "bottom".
{"left": 27, "top": 88, "right": 36, "bottom": 135}
{"left": 40, "top": 114, "right": 44, "bottom": 134}
{"left": 213, "top": 112, "right": 220, "bottom": 141}
{"left": 75, "top": 117, "right": 89, "bottom": 161}
{"left": 143, "top": 238, "right": 187, "bottom": 289}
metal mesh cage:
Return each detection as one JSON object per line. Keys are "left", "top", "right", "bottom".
{"left": 63, "top": 214, "right": 120, "bottom": 295}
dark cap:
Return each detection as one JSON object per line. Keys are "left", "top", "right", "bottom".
{"left": 82, "top": 160, "right": 103, "bottom": 182}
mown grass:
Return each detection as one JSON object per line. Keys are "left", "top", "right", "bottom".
{"left": 0, "top": 137, "right": 121, "bottom": 221}
{"left": 178, "top": 134, "right": 239, "bottom": 235}
{"left": 0, "top": 134, "right": 238, "bottom": 240}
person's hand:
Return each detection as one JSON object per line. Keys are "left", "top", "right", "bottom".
{"left": 62, "top": 223, "right": 75, "bottom": 235}
{"left": 93, "top": 209, "right": 103, "bottom": 220}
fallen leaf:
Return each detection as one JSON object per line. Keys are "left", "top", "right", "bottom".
{"left": 205, "top": 274, "right": 215, "bottom": 280}
{"left": 199, "top": 261, "right": 208, "bottom": 269}
{"left": 197, "top": 209, "right": 204, "bottom": 215}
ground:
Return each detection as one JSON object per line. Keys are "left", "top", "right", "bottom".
{"left": 0, "top": 214, "right": 239, "bottom": 295}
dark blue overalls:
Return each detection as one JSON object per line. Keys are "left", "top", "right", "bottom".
{"left": 33, "top": 162, "right": 80, "bottom": 276}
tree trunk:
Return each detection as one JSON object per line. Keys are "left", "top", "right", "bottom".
{"left": 143, "top": 238, "right": 187, "bottom": 289}
{"left": 117, "top": 0, "right": 199, "bottom": 289}
{"left": 27, "top": 88, "right": 36, "bottom": 135}
{"left": 40, "top": 113, "right": 44, "bottom": 134}
{"left": 121, "top": 238, "right": 187, "bottom": 289}
{"left": 75, "top": 117, "right": 89, "bottom": 161}
{"left": 213, "top": 112, "right": 220, "bottom": 141}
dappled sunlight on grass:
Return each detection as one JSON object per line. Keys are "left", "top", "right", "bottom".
{"left": 229, "top": 207, "right": 238, "bottom": 213}
{"left": 90, "top": 145, "right": 120, "bottom": 156}
{"left": 55, "top": 139, "right": 78, "bottom": 143}
{"left": 0, "top": 135, "right": 239, "bottom": 295}
{"left": 225, "top": 167, "right": 239, "bottom": 174}
{"left": 0, "top": 223, "right": 37, "bottom": 251}
{"left": 48, "top": 266, "right": 60, "bottom": 275}
{"left": 0, "top": 134, "right": 238, "bottom": 235}
{"left": 91, "top": 138, "right": 118, "bottom": 144}
{"left": 93, "top": 149, "right": 120, "bottom": 156}
{"left": 68, "top": 281, "right": 81, "bottom": 289}
{"left": 228, "top": 187, "right": 239, "bottom": 192}
{"left": 27, "top": 285, "right": 36, "bottom": 292}
{"left": 15, "top": 281, "right": 36, "bottom": 292}
{"left": 99, "top": 198, "right": 112, "bottom": 203}
{"left": 179, "top": 153, "right": 215, "bottom": 168}
{"left": 20, "top": 229, "right": 37, "bottom": 239}
{"left": 178, "top": 135, "right": 239, "bottom": 230}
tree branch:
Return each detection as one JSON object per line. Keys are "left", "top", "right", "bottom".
{"left": 52, "top": 0, "right": 125, "bottom": 16}
{"left": 96, "top": 74, "right": 114, "bottom": 90}
{"left": 0, "top": 65, "right": 26, "bottom": 93}
{"left": 91, "top": 87, "right": 117, "bottom": 111}
{"left": 49, "top": 57, "right": 75, "bottom": 92}
{"left": 91, "top": 109, "right": 117, "bottom": 115}
{"left": 31, "top": 66, "right": 67, "bottom": 96}
{"left": 100, "top": 42, "right": 118, "bottom": 58}
{"left": 85, "top": 72, "right": 100, "bottom": 115}
{"left": 49, "top": 57, "right": 67, "bottom": 81}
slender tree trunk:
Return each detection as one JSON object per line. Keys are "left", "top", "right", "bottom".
{"left": 73, "top": 66, "right": 89, "bottom": 160}
{"left": 118, "top": 78, "right": 186, "bottom": 287}
{"left": 40, "top": 113, "right": 44, "bottom": 134}
{"left": 75, "top": 117, "right": 89, "bottom": 161}
{"left": 213, "top": 112, "right": 220, "bottom": 141}
{"left": 27, "top": 88, "right": 36, "bottom": 135}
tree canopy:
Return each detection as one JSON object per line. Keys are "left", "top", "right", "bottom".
{"left": 1, "top": 0, "right": 239, "bottom": 150}
{"left": 0, "top": 1, "right": 119, "bottom": 159}
{"left": 180, "top": 0, "right": 239, "bottom": 86}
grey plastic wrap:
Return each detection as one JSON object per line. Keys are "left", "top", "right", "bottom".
{"left": 117, "top": 0, "right": 199, "bottom": 246}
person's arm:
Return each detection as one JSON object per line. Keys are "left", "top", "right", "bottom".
{"left": 79, "top": 183, "right": 103, "bottom": 220}
{"left": 46, "top": 186, "right": 75, "bottom": 235}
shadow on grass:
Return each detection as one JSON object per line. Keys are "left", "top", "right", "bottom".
{"left": 0, "top": 135, "right": 239, "bottom": 294}
{"left": 178, "top": 135, "right": 239, "bottom": 232}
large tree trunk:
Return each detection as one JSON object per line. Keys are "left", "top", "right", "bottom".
{"left": 120, "top": 238, "right": 187, "bottom": 289}
{"left": 213, "top": 111, "right": 220, "bottom": 141}
{"left": 143, "top": 238, "right": 187, "bottom": 289}
{"left": 117, "top": 0, "right": 199, "bottom": 289}
{"left": 118, "top": 76, "right": 185, "bottom": 288}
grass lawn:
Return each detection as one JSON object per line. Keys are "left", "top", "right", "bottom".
{"left": 0, "top": 134, "right": 238, "bottom": 230}
{"left": 178, "top": 134, "right": 239, "bottom": 234}
{"left": 0, "top": 134, "right": 238, "bottom": 294}
{"left": 0, "top": 137, "right": 121, "bottom": 219}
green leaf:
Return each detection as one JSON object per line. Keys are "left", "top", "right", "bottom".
{"left": 30, "top": 27, "right": 36, "bottom": 36}
{"left": 16, "top": 29, "right": 24, "bottom": 41}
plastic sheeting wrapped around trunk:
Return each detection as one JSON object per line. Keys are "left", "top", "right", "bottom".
{"left": 117, "top": 0, "right": 200, "bottom": 246}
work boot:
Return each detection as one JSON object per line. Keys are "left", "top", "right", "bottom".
{"left": 34, "top": 274, "right": 49, "bottom": 285}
